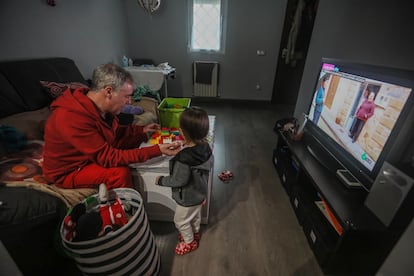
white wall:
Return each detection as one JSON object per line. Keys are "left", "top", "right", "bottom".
{"left": 0, "top": 0, "right": 129, "bottom": 79}
{"left": 125, "top": 0, "right": 287, "bottom": 100}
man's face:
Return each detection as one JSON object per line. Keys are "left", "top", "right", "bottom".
{"left": 109, "top": 80, "right": 134, "bottom": 115}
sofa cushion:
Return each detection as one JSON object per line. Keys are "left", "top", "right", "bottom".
{"left": 0, "top": 186, "right": 68, "bottom": 275}
{"left": 133, "top": 112, "right": 157, "bottom": 126}
{"left": 40, "top": 81, "right": 89, "bottom": 99}
{"left": 121, "top": 104, "right": 144, "bottom": 115}
{"left": 0, "top": 186, "right": 66, "bottom": 227}
{"left": 0, "top": 74, "right": 28, "bottom": 118}
{"left": 0, "top": 107, "right": 50, "bottom": 140}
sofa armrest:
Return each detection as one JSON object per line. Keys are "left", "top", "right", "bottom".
{"left": 134, "top": 97, "right": 159, "bottom": 117}
{"left": 0, "top": 186, "right": 68, "bottom": 274}
{"left": 131, "top": 97, "right": 159, "bottom": 126}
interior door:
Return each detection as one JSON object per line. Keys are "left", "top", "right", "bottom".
{"left": 271, "top": 0, "right": 318, "bottom": 105}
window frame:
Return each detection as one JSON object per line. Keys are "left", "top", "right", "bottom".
{"left": 187, "top": 0, "right": 227, "bottom": 54}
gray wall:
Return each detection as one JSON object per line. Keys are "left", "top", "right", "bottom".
{"left": 294, "top": 0, "right": 414, "bottom": 119}
{"left": 0, "top": 0, "right": 129, "bottom": 79}
{"left": 0, "top": 0, "right": 287, "bottom": 100}
{"left": 125, "top": 0, "right": 286, "bottom": 100}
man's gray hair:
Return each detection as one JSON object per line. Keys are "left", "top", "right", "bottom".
{"left": 91, "top": 63, "right": 133, "bottom": 91}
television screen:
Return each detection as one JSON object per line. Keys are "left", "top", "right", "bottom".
{"left": 307, "top": 58, "right": 413, "bottom": 189}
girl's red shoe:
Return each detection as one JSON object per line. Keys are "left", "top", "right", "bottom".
{"left": 175, "top": 239, "right": 198, "bottom": 255}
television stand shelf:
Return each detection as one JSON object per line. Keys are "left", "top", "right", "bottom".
{"left": 272, "top": 129, "right": 395, "bottom": 275}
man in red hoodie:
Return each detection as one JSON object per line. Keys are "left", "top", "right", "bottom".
{"left": 43, "top": 63, "right": 180, "bottom": 189}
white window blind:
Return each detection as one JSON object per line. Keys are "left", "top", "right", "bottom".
{"left": 189, "top": 0, "right": 225, "bottom": 52}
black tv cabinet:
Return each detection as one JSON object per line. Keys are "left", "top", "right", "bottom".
{"left": 273, "top": 129, "right": 394, "bottom": 275}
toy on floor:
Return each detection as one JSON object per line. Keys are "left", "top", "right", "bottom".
{"left": 150, "top": 127, "right": 183, "bottom": 144}
{"left": 63, "top": 184, "right": 131, "bottom": 242}
{"left": 218, "top": 170, "right": 234, "bottom": 183}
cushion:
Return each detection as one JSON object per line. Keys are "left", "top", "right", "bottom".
{"left": 121, "top": 104, "right": 144, "bottom": 115}
{"left": 40, "top": 80, "right": 88, "bottom": 99}
{"left": 0, "top": 106, "right": 51, "bottom": 140}
{"left": 133, "top": 112, "right": 157, "bottom": 126}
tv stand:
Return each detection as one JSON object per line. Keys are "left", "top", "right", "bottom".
{"left": 272, "top": 130, "right": 396, "bottom": 275}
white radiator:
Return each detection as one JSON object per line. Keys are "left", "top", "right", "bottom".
{"left": 193, "top": 61, "right": 219, "bottom": 97}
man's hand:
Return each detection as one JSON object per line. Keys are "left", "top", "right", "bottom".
{"left": 158, "top": 141, "right": 182, "bottom": 156}
{"left": 143, "top": 123, "right": 160, "bottom": 133}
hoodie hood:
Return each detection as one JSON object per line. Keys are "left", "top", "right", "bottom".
{"left": 160, "top": 142, "right": 213, "bottom": 207}
{"left": 173, "top": 143, "right": 212, "bottom": 168}
{"left": 50, "top": 87, "right": 100, "bottom": 121}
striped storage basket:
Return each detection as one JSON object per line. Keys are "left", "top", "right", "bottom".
{"left": 60, "top": 188, "right": 160, "bottom": 276}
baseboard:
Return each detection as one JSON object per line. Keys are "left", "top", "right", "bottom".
{"left": 191, "top": 97, "right": 295, "bottom": 112}
{"left": 191, "top": 96, "right": 272, "bottom": 105}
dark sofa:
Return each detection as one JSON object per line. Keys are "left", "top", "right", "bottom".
{"left": 0, "top": 57, "right": 87, "bottom": 118}
{"left": 0, "top": 57, "right": 87, "bottom": 274}
{"left": 0, "top": 57, "right": 160, "bottom": 275}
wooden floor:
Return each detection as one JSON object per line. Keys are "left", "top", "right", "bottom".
{"left": 150, "top": 101, "right": 324, "bottom": 276}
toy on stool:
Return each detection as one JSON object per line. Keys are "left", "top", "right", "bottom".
{"left": 150, "top": 127, "right": 183, "bottom": 144}
{"left": 99, "top": 183, "right": 129, "bottom": 234}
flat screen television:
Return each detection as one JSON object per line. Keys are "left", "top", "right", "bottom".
{"left": 305, "top": 58, "right": 414, "bottom": 191}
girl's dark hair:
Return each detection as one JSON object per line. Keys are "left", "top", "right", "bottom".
{"left": 179, "top": 106, "right": 209, "bottom": 144}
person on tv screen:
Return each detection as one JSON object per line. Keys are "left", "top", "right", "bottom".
{"left": 312, "top": 74, "right": 330, "bottom": 125}
{"left": 349, "top": 90, "right": 376, "bottom": 143}
{"left": 348, "top": 87, "right": 370, "bottom": 133}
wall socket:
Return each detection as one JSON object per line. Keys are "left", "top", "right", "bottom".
{"left": 256, "top": 50, "right": 266, "bottom": 56}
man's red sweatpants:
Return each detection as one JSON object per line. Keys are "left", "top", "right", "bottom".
{"left": 59, "top": 163, "right": 133, "bottom": 189}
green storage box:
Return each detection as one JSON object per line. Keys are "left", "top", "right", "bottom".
{"left": 158, "top": 97, "right": 191, "bottom": 128}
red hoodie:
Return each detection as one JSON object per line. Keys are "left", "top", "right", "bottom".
{"left": 43, "top": 88, "right": 161, "bottom": 184}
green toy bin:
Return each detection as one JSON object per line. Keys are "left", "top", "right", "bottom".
{"left": 158, "top": 97, "right": 191, "bottom": 128}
